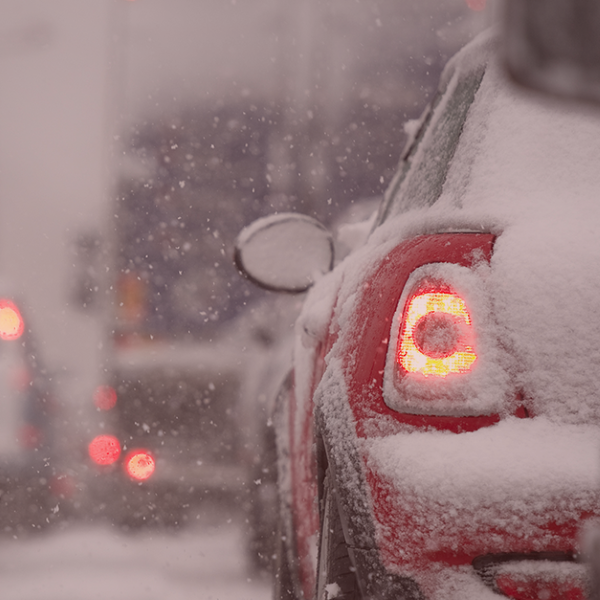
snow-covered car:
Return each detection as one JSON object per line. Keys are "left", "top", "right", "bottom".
{"left": 234, "top": 30, "right": 600, "bottom": 600}
{"left": 86, "top": 340, "right": 245, "bottom": 529}
{"left": 0, "top": 295, "right": 66, "bottom": 533}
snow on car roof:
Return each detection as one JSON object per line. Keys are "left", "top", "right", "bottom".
{"left": 438, "top": 34, "right": 600, "bottom": 226}
{"left": 326, "top": 28, "right": 600, "bottom": 424}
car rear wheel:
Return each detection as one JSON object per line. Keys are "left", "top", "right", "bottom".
{"left": 317, "top": 471, "right": 362, "bottom": 600}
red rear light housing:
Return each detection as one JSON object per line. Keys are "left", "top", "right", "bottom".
{"left": 383, "top": 262, "right": 510, "bottom": 416}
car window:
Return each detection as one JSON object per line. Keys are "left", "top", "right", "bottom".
{"left": 376, "top": 59, "right": 486, "bottom": 224}
{"left": 374, "top": 98, "right": 437, "bottom": 226}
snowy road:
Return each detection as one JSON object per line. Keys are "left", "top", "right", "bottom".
{"left": 0, "top": 512, "right": 271, "bottom": 600}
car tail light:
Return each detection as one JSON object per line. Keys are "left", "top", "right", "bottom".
{"left": 398, "top": 285, "right": 476, "bottom": 377}
{"left": 0, "top": 299, "right": 24, "bottom": 341}
{"left": 383, "top": 262, "right": 510, "bottom": 416}
{"left": 124, "top": 449, "right": 155, "bottom": 481}
{"left": 88, "top": 434, "right": 121, "bottom": 466}
{"left": 93, "top": 385, "right": 117, "bottom": 410}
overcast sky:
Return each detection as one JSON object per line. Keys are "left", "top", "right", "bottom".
{"left": 116, "top": 0, "right": 488, "bottom": 125}
{"left": 117, "top": 0, "right": 281, "bottom": 125}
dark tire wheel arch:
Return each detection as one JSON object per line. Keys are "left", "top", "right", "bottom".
{"left": 274, "top": 516, "right": 300, "bottom": 600}
{"left": 315, "top": 389, "right": 424, "bottom": 600}
{"left": 317, "top": 470, "right": 363, "bottom": 600}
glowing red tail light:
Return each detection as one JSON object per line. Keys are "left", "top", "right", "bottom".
{"left": 88, "top": 434, "right": 121, "bottom": 466}
{"left": 124, "top": 449, "right": 155, "bottom": 481}
{"left": 0, "top": 300, "right": 24, "bottom": 341}
{"left": 397, "top": 288, "right": 476, "bottom": 377}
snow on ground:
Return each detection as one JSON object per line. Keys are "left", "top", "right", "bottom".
{"left": 0, "top": 510, "right": 271, "bottom": 600}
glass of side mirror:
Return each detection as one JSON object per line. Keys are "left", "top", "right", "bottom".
{"left": 234, "top": 213, "right": 334, "bottom": 293}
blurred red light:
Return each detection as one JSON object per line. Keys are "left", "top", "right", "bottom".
{"left": 93, "top": 385, "right": 117, "bottom": 410}
{"left": 466, "top": 0, "right": 486, "bottom": 10}
{"left": 19, "top": 424, "right": 42, "bottom": 449}
{"left": 88, "top": 434, "right": 121, "bottom": 466}
{"left": 49, "top": 474, "right": 76, "bottom": 499}
{"left": 124, "top": 449, "right": 155, "bottom": 481}
{"left": 0, "top": 300, "right": 24, "bottom": 341}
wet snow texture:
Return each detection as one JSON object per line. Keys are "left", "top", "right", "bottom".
{"left": 365, "top": 418, "right": 600, "bottom": 560}
{"left": 0, "top": 520, "right": 269, "bottom": 600}
{"left": 434, "top": 39, "right": 600, "bottom": 424}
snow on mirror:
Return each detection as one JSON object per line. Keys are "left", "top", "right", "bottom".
{"left": 234, "top": 213, "right": 334, "bottom": 293}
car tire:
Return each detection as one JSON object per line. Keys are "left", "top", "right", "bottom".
{"left": 246, "top": 425, "right": 279, "bottom": 574}
{"left": 317, "top": 471, "right": 362, "bottom": 600}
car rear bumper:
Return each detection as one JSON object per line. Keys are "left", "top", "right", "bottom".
{"left": 362, "top": 417, "right": 600, "bottom": 574}
{"left": 318, "top": 378, "right": 600, "bottom": 598}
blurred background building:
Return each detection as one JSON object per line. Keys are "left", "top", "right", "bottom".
{"left": 112, "top": 0, "right": 488, "bottom": 343}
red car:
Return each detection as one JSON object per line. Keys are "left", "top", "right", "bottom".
{"left": 235, "top": 31, "right": 600, "bottom": 600}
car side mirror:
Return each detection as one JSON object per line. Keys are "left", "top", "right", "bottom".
{"left": 234, "top": 213, "right": 334, "bottom": 293}
{"left": 502, "top": 0, "right": 600, "bottom": 105}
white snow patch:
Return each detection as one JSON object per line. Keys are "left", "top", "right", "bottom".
{"left": 0, "top": 522, "right": 270, "bottom": 600}
{"left": 325, "top": 582, "right": 341, "bottom": 599}
{"left": 366, "top": 418, "right": 600, "bottom": 503}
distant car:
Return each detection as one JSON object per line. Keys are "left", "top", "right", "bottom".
{"left": 86, "top": 340, "right": 245, "bottom": 529}
{"left": 235, "top": 30, "right": 600, "bottom": 600}
{"left": 0, "top": 294, "right": 65, "bottom": 533}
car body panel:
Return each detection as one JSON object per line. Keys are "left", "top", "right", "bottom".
{"left": 271, "top": 28, "right": 600, "bottom": 600}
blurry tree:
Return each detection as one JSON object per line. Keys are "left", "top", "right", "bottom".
{"left": 114, "top": 100, "right": 275, "bottom": 342}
